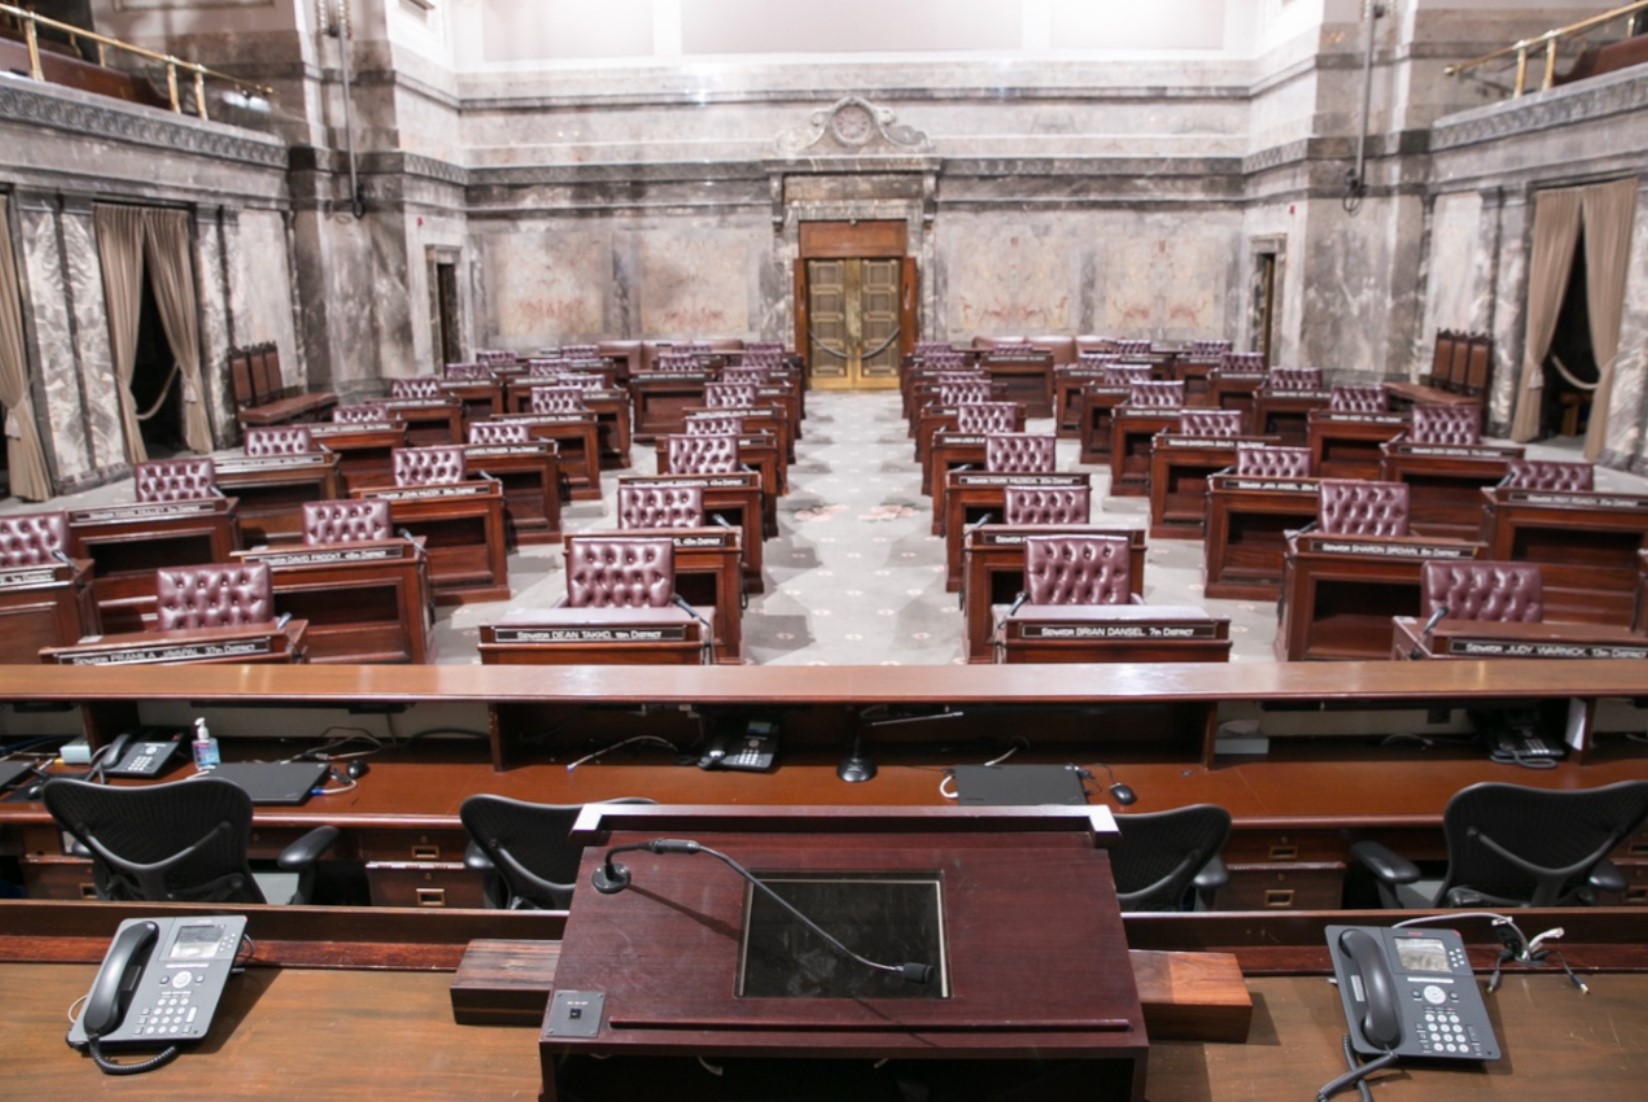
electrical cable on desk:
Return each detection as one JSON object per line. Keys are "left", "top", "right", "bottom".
{"left": 401, "top": 726, "right": 491, "bottom": 744}
{"left": 564, "top": 735, "right": 683, "bottom": 773}
{"left": 310, "top": 771, "right": 357, "bottom": 797}
{"left": 286, "top": 728, "right": 385, "bottom": 764}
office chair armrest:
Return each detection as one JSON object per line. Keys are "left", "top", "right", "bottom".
{"left": 277, "top": 825, "right": 340, "bottom": 871}
{"left": 464, "top": 840, "right": 496, "bottom": 875}
{"left": 1349, "top": 839, "right": 1421, "bottom": 885}
{"left": 1588, "top": 858, "right": 1627, "bottom": 895}
{"left": 1192, "top": 854, "right": 1229, "bottom": 892}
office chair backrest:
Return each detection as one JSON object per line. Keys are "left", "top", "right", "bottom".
{"left": 1420, "top": 560, "right": 1543, "bottom": 623}
{"left": 133, "top": 458, "right": 216, "bottom": 503}
{"left": 665, "top": 434, "right": 739, "bottom": 475}
{"left": 1023, "top": 534, "right": 1132, "bottom": 605}
{"left": 1218, "top": 351, "right": 1265, "bottom": 373}
{"left": 1502, "top": 459, "right": 1594, "bottom": 493}
{"left": 460, "top": 795, "right": 656, "bottom": 910}
{"left": 1317, "top": 479, "right": 1409, "bottom": 537}
{"left": 0, "top": 511, "right": 70, "bottom": 567}
{"left": 1437, "top": 781, "right": 1648, "bottom": 908}
{"left": 332, "top": 404, "right": 389, "bottom": 424}
{"left": 467, "top": 421, "right": 531, "bottom": 445}
{"left": 1329, "top": 384, "right": 1386, "bottom": 412}
{"left": 565, "top": 536, "right": 676, "bottom": 608}
{"left": 1111, "top": 805, "right": 1232, "bottom": 912}
{"left": 1177, "top": 410, "right": 1243, "bottom": 438}
{"left": 618, "top": 484, "right": 705, "bottom": 529}
{"left": 705, "top": 382, "right": 757, "bottom": 408}
{"left": 956, "top": 402, "right": 1020, "bottom": 435}
{"left": 686, "top": 415, "right": 745, "bottom": 437}
{"left": 154, "top": 562, "right": 274, "bottom": 631}
{"left": 1002, "top": 485, "right": 1091, "bottom": 526}
{"left": 530, "top": 386, "right": 588, "bottom": 414}
{"left": 984, "top": 433, "right": 1056, "bottom": 473}
{"left": 303, "top": 499, "right": 391, "bottom": 544}
{"left": 394, "top": 445, "right": 467, "bottom": 486}
{"left": 1411, "top": 403, "right": 1481, "bottom": 446}
{"left": 1127, "top": 381, "right": 1185, "bottom": 408}
{"left": 43, "top": 776, "right": 263, "bottom": 903}
{"left": 1266, "top": 366, "right": 1324, "bottom": 390}
{"left": 244, "top": 425, "right": 314, "bottom": 456}
{"left": 389, "top": 377, "right": 441, "bottom": 399}
{"left": 1235, "top": 444, "right": 1311, "bottom": 479}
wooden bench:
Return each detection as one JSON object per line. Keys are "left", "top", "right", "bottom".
{"left": 230, "top": 343, "right": 337, "bottom": 428}
{"left": 1384, "top": 329, "right": 1492, "bottom": 410}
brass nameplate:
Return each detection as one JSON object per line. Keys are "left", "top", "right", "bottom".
{"left": 1445, "top": 638, "right": 1648, "bottom": 659}
{"left": 1017, "top": 621, "right": 1220, "bottom": 640}
{"left": 489, "top": 626, "right": 690, "bottom": 644}
{"left": 1315, "top": 412, "right": 1407, "bottom": 424}
{"left": 70, "top": 500, "right": 220, "bottom": 524}
{"left": 1392, "top": 444, "right": 1515, "bottom": 459}
{"left": 1308, "top": 538, "right": 1473, "bottom": 559}
{"left": 464, "top": 445, "right": 550, "bottom": 458}
{"left": 934, "top": 435, "right": 987, "bottom": 446}
{"left": 671, "top": 532, "right": 734, "bottom": 549}
{"left": 248, "top": 545, "right": 405, "bottom": 566}
{"left": 312, "top": 421, "right": 399, "bottom": 434}
{"left": 1502, "top": 491, "right": 1648, "bottom": 510}
{"left": 57, "top": 637, "right": 275, "bottom": 665}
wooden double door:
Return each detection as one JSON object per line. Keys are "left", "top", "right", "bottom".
{"left": 795, "top": 221, "right": 916, "bottom": 391}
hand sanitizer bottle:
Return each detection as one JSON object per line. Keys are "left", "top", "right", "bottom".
{"left": 192, "top": 718, "right": 220, "bottom": 771}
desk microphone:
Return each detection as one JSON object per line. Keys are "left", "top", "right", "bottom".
{"left": 1408, "top": 605, "right": 1450, "bottom": 660}
{"left": 592, "top": 839, "right": 933, "bottom": 985}
{"left": 964, "top": 511, "right": 994, "bottom": 533}
{"left": 669, "top": 595, "right": 716, "bottom": 664}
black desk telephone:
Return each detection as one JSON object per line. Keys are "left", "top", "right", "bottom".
{"left": 698, "top": 718, "right": 779, "bottom": 771}
{"left": 1328, "top": 924, "right": 1499, "bottom": 1062}
{"left": 68, "top": 915, "right": 247, "bottom": 1074}
{"left": 99, "top": 729, "right": 186, "bottom": 779}
{"left": 1473, "top": 707, "right": 1566, "bottom": 767}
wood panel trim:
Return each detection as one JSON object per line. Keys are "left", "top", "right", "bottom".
{"left": 799, "top": 220, "right": 907, "bottom": 259}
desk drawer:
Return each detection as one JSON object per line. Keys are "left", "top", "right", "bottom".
{"left": 1224, "top": 831, "right": 1345, "bottom": 864}
{"left": 1598, "top": 861, "right": 1648, "bottom": 907}
{"left": 22, "top": 855, "right": 97, "bottom": 900}
{"left": 366, "top": 861, "right": 485, "bottom": 909}
{"left": 1613, "top": 828, "right": 1648, "bottom": 864}
{"left": 353, "top": 828, "right": 469, "bottom": 864}
{"left": 1220, "top": 863, "right": 1346, "bottom": 910}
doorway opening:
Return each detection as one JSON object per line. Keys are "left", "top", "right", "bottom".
{"left": 1251, "top": 249, "right": 1280, "bottom": 367}
{"left": 130, "top": 275, "right": 186, "bottom": 458}
{"left": 434, "top": 260, "right": 462, "bottom": 369}
{"left": 794, "top": 220, "right": 915, "bottom": 391}
{"left": 1540, "top": 230, "right": 1598, "bottom": 439}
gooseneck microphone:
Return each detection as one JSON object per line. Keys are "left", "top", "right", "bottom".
{"left": 1408, "top": 604, "right": 1450, "bottom": 660}
{"left": 592, "top": 838, "right": 934, "bottom": 985}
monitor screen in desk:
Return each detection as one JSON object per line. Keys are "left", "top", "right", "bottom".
{"left": 738, "top": 873, "right": 947, "bottom": 1000}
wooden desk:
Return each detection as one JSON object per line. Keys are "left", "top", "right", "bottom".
{"left": 980, "top": 349, "right": 1054, "bottom": 418}
{"left": 479, "top": 606, "right": 706, "bottom": 665}
{"left": 1250, "top": 389, "right": 1331, "bottom": 445}
{"left": 960, "top": 525, "right": 1145, "bottom": 663}
{"left": 239, "top": 540, "right": 432, "bottom": 664}
{"left": 1001, "top": 604, "right": 1232, "bottom": 664}
{"left": 754, "top": 381, "right": 803, "bottom": 444}
{"left": 1380, "top": 441, "right": 1524, "bottom": 539}
{"left": 306, "top": 422, "right": 409, "bottom": 495}
{"left": 0, "top": 559, "right": 99, "bottom": 663}
{"left": 1393, "top": 617, "right": 1648, "bottom": 661}
{"left": 629, "top": 371, "right": 712, "bottom": 441}
{"left": 911, "top": 403, "right": 960, "bottom": 464}
{"left": 619, "top": 474, "right": 765, "bottom": 593}
{"left": 686, "top": 404, "right": 793, "bottom": 465}
{"left": 1078, "top": 385, "right": 1131, "bottom": 464}
{"left": 1208, "top": 370, "right": 1266, "bottom": 423}
{"left": 213, "top": 452, "right": 344, "bottom": 547}
{"left": 596, "top": 526, "right": 744, "bottom": 664}
{"left": 380, "top": 397, "right": 464, "bottom": 445}
{"left": 1202, "top": 472, "right": 1320, "bottom": 600}
{"left": 485, "top": 413, "right": 601, "bottom": 502}
{"left": 655, "top": 436, "right": 783, "bottom": 537}
{"left": 1148, "top": 434, "right": 1277, "bottom": 540}
{"left": 438, "top": 378, "right": 504, "bottom": 421}
{"left": 38, "top": 620, "right": 307, "bottom": 666}
{"left": 1054, "top": 365, "right": 1110, "bottom": 437}
{"left": 1480, "top": 487, "right": 1648, "bottom": 627}
{"left": 1307, "top": 410, "right": 1409, "bottom": 480}
{"left": 941, "top": 471, "right": 1092, "bottom": 591}
{"left": 1110, "top": 407, "right": 1183, "bottom": 497}
{"left": 462, "top": 441, "right": 562, "bottom": 546}
{"left": 66, "top": 498, "right": 241, "bottom": 633}
{"left": 1171, "top": 355, "right": 1223, "bottom": 407}
{"left": 1383, "top": 380, "right": 1480, "bottom": 411}
{"left": 503, "top": 385, "right": 632, "bottom": 469}
{"left": 1276, "top": 531, "right": 1481, "bottom": 661}
{"left": 924, "top": 431, "right": 986, "bottom": 499}
{"left": 356, "top": 483, "right": 510, "bottom": 604}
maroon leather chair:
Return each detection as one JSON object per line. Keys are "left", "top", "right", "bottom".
{"left": 704, "top": 382, "right": 757, "bottom": 408}
{"left": 529, "top": 387, "right": 588, "bottom": 415}
{"left": 1420, "top": 560, "right": 1543, "bottom": 623}
{"left": 1127, "top": 381, "right": 1185, "bottom": 408}
{"left": 1022, "top": 534, "right": 1136, "bottom": 606}
{"left": 444, "top": 362, "right": 495, "bottom": 381}
{"left": 1266, "top": 367, "right": 1324, "bottom": 390}
{"left": 1218, "top": 352, "right": 1266, "bottom": 373}
{"left": 563, "top": 537, "right": 676, "bottom": 609}
{"left": 1330, "top": 384, "right": 1386, "bottom": 412}
{"left": 1502, "top": 459, "right": 1594, "bottom": 492}
{"left": 1075, "top": 352, "right": 1119, "bottom": 371}
{"left": 0, "top": 511, "right": 71, "bottom": 567}
{"left": 302, "top": 499, "right": 392, "bottom": 544}
{"left": 548, "top": 372, "right": 606, "bottom": 391}
{"left": 1112, "top": 339, "right": 1151, "bottom": 356}
{"left": 393, "top": 446, "right": 467, "bottom": 486}
{"left": 1318, "top": 479, "right": 1410, "bottom": 537}
{"left": 1100, "top": 365, "right": 1153, "bottom": 388}
{"left": 956, "top": 402, "right": 1020, "bottom": 434}
{"left": 1177, "top": 410, "right": 1243, "bottom": 438}
{"left": 1003, "top": 485, "right": 1091, "bottom": 526}
{"left": 664, "top": 434, "right": 739, "bottom": 475}
{"left": 244, "top": 426, "right": 314, "bottom": 456}
{"left": 939, "top": 381, "right": 991, "bottom": 406}
{"left": 1235, "top": 444, "right": 1312, "bottom": 479}
{"left": 721, "top": 367, "right": 773, "bottom": 385}
{"left": 153, "top": 562, "right": 275, "bottom": 631}
{"left": 389, "top": 377, "right": 442, "bottom": 399}
{"left": 476, "top": 350, "right": 517, "bottom": 365}
{"left": 332, "top": 404, "right": 390, "bottom": 424}
{"left": 653, "top": 353, "right": 703, "bottom": 373}
{"left": 1411, "top": 404, "right": 1481, "bottom": 446}
{"left": 617, "top": 484, "right": 705, "bottom": 529}
{"left": 1188, "top": 339, "right": 1233, "bottom": 356}
{"left": 560, "top": 344, "right": 599, "bottom": 359}
{"left": 984, "top": 433, "right": 1056, "bottom": 473}
{"left": 686, "top": 415, "right": 745, "bottom": 436}
{"left": 467, "top": 421, "right": 531, "bottom": 445}
{"left": 133, "top": 458, "right": 218, "bottom": 503}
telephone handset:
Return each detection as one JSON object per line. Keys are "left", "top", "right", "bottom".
{"left": 68, "top": 915, "right": 247, "bottom": 1074}
{"left": 98, "top": 729, "right": 186, "bottom": 779}
{"left": 1327, "top": 924, "right": 1500, "bottom": 1061}
{"left": 698, "top": 718, "right": 779, "bottom": 772}
{"left": 1473, "top": 708, "right": 1565, "bottom": 766}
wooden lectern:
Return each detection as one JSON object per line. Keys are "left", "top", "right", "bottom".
{"left": 542, "top": 804, "right": 1147, "bottom": 1102}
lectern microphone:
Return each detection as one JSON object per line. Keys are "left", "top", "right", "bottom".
{"left": 1409, "top": 605, "right": 1450, "bottom": 660}
{"left": 591, "top": 837, "right": 934, "bottom": 984}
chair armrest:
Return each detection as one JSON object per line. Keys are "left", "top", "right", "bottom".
{"left": 465, "top": 840, "right": 496, "bottom": 875}
{"left": 1192, "top": 854, "right": 1229, "bottom": 892}
{"left": 1588, "top": 858, "right": 1627, "bottom": 895}
{"left": 1350, "top": 839, "right": 1421, "bottom": 885}
{"left": 276, "top": 825, "right": 340, "bottom": 871}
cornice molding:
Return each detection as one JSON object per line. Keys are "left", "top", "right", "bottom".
{"left": 1432, "top": 68, "right": 1648, "bottom": 151}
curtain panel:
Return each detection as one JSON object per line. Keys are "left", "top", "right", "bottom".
{"left": 0, "top": 196, "right": 54, "bottom": 500}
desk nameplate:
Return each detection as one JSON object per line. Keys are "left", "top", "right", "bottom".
{"left": 365, "top": 483, "right": 495, "bottom": 502}
{"left": 51, "top": 635, "right": 276, "bottom": 665}
{"left": 621, "top": 474, "right": 760, "bottom": 490}
{"left": 69, "top": 499, "right": 224, "bottom": 525}
{"left": 1261, "top": 390, "right": 1331, "bottom": 399}
{"left": 1388, "top": 444, "right": 1520, "bottom": 459}
{"left": 381, "top": 398, "right": 459, "bottom": 411}
{"left": 215, "top": 454, "right": 333, "bottom": 474}
{"left": 1213, "top": 372, "right": 1267, "bottom": 381}
{"left": 243, "top": 545, "right": 410, "bottom": 567}
{"left": 1119, "top": 407, "right": 1185, "bottom": 420}
{"left": 951, "top": 474, "right": 1088, "bottom": 488}
{"left": 933, "top": 433, "right": 987, "bottom": 446}
{"left": 488, "top": 626, "right": 691, "bottom": 644}
{"left": 669, "top": 532, "right": 737, "bottom": 550}
{"left": 1500, "top": 490, "right": 1648, "bottom": 511}
{"left": 1209, "top": 475, "right": 1319, "bottom": 493}
{"left": 496, "top": 414, "right": 597, "bottom": 426}
{"left": 463, "top": 444, "right": 554, "bottom": 458}
{"left": 1158, "top": 436, "right": 1241, "bottom": 449}
{"left": 0, "top": 566, "right": 69, "bottom": 590}
{"left": 1300, "top": 536, "right": 1475, "bottom": 560}
{"left": 311, "top": 422, "right": 401, "bottom": 434}
{"left": 632, "top": 372, "right": 710, "bottom": 383}
{"left": 1445, "top": 638, "right": 1648, "bottom": 659}
{"left": 1015, "top": 621, "right": 1222, "bottom": 641}
{"left": 1312, "top": 412, "right": 1409, "bottom": 425}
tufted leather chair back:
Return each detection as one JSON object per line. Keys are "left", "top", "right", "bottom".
{"left": 931, "top": 370, "right": 983, "bottom": 386}
{"left": 654, "top": 353, "right": 702, "bottom": 373}
{"left": 1236, "top": 444, "right": 1312, "bottom": 479}
{"left": 565, "top": 537, "right": 676, "bottom": 608}
{"left": 686, "top": 415, "right": 745, "bottom": 436}
{"left": 666, "top": 433, "right": 739, "bottom": 474}
{"left": 1318, "top": 479, "right": 1409, "bottom": 537}
{"left": 467, "top": 421, "right": 530, "bottom": 445}
{"left": 1330, "top": 384, "right": 1386, "bottom": 412}
{"left": 560, "top": 344, "right": 598, "bottom": 359}
{"left": 1127, "top": 381, "right": 1185, "bottom": 408}
{"left": 244, "top": 426, "right": 313, "bottom": 456}
{"left": 553, "top": 372, "right": 606, "bottom": 390}
{"left": 1189, "top": 339, "right": 1233, "bottom": 355}
{"left": 303, "top": 499, "right": 391, "bottom": 544}
{"left": 1411, "top": 404, "right": 1481, "bottom": 445}
{"left": 1023, "top": 535, "right": 1132, "bottom": 605}
{"left": 394, "top": 446, "right": 467, "bottom": 486}
{"left": 1503, "top": 459, "right": 1594, "bottom": 492}
{"left": 1112, "top": 339, "right": 1151, "bottom": 355}
{"left": 0, "top": 512, "right": 70, "bottom": 567}
{"left": 1076, "top": 352, "right": 1119, "bottom": 371}
{"left": 956, "top": 402, "right": 1019, "bottom": 434}
{"left": 985, "top": 433, "right": 1056, "bottom": 473}
{"left": 530, "top": 387, "right": 588, "bottom": 414}
{"left": 389, "top": 377, "right": 441, "bottom": 399}
{"left": 705, "top": 382, "right": 757, "bottom": 408}
{"left": 1219, "top": 352, "right": 1266, "bottom": 373}
{"left": 477, "top": 350, "right": 516, "bottom": 364}
{"left": 333, "top": 404, "right": 388, "bottom": 424}
{"left": 133, "top": 459, "right": 216, "bottom": 503}
{"left": 1177, "top": 410, "right": 1244, "bottom": 438}
{"left": 939, "top": 381, "right": 991, "bottom": 406}
{"left": 444, "top": 362, "right": 494, "bottom": 380}
{"left": 526, "top": 359, "right": 567, "bottom": 376}
{"left": 1267, "top": 366, "right": 1324, "bottom": 390}
{"left": 1003, "top": 485, "right": 1091, "bottom": 526}
{"left": 1420, "top": 560, "right": 1543, "bottom": 623}
{"left": 154, "top": 563, "right": 273, "bottom": 631}
{"left": 1100, "top": 364, "right": 1152, "bottom": 387}
{"left": 618, "top": 484, "right": 705, "bottom": 529}
{"left": 722, "top": 367, "right": 771, "bottom": 385}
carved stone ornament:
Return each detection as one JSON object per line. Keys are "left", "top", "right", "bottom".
{"left": 775, "top": 96, "right": 931, "bottom": 156}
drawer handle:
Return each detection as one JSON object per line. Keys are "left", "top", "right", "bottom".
{"left": 1268, "top": 845, "right": 1299, "bottom": 861}
{"left": 1627, "top": 887, "right": 1648, "bottom": 905}
{"left": 79, "top": 883, "right": 98, "bottom": 900}
{"left": 1628, "top": 842, "right": 1648, "bottom": 858}
{"left": 1264, "top": 889, "right": 1295, "bottom": 908}
{"left": 415, "top": 888, "right": 446, "bottom": 908}
{"left": 411, "top": 845, "right": 441, "bottom": 861}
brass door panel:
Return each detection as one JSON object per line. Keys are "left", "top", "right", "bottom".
{"left": 806, "top": 257, "right": 902, "bottom": 391}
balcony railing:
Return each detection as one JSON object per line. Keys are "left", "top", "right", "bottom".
{"left": 1447, "top": 1, "right": 1648, "bottom": 97}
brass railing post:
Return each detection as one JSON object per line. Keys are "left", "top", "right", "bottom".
{"left": 1514, "top": 47, "right": 1528, "bottom": 96}
{"left": 193, "top": 68, "right": 208, "bottom": 120}
{"left": 1542, "top": 38, "right": 1559, "bottom": 91}
{"left": 23, "top": 16, "right": 42, "bottom": 81}
{"left": 165, "top": 60, "right": 180, "bottom": 112}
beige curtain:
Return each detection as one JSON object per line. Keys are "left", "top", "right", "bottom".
{"left": 141, "top": 209, "right": 212, "bottom": 453}
{"left": 0, "top": 196, "right": 54, "bottom": 500}
{"left": 1578, "top": 177, "right": 1638, "bottom": 460}
{"left": 1511, "top": 188, "right": 1583, "bottom": 442}
{"left": 94, "top": 204, "right": 149, "bottom": 465}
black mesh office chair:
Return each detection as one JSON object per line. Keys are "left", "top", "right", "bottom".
{"left": 461, "top": 795, "right": 656, "bottom": 910}
{"left": 42, "top": 777, "right": 339, "bottom": 905}
{"left": 1110, "top": 804, "right": 1232, "bottom": 912}
{"left": 1351, "top": 780, "right": 1648, "bottom": 909}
